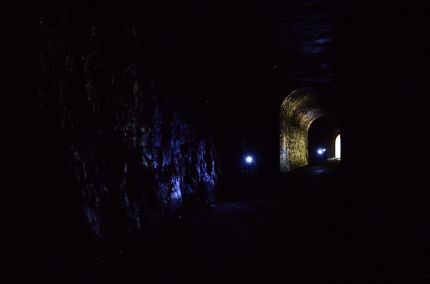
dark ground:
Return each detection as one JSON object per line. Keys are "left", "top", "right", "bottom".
{"left": 8, "top": 161, "right": 429, "bottom": 283}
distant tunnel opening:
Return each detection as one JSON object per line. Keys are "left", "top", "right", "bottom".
{"left": 307, "top": 116, "right": 340, "bottom": 165}
{"left": 280, "top": 87, "right": 338, "bottom": 172}
{"left": 335, "top": 134, "right": 341, "bottom": 159}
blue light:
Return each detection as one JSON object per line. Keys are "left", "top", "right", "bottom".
{"left": 245, "top": 155, "right": 254, "bottom": 164}
{"left": 317, "top": 148, "right": 326, "bottom": 155}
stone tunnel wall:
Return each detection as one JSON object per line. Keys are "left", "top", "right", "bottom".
{"left": 38, "top": 10, "right": 217, "bottom": 239}
{"left": 280, "top": 88, "right": 326, "bottom": 172}
{"left": 280, "top": 122, "right": 309, "bottom": 172}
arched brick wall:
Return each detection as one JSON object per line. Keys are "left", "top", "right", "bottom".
{"left": 280, "top": 88, "right": 328, "bottom": 172}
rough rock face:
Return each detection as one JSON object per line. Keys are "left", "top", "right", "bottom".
{"left": 38, "top": 11, "right": 217, "bottom": 239}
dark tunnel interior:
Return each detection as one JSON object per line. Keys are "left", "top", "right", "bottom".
{"left": 307, "top": 116, "right": 339, "bottom": 164}
{"left": 3, "top": 1, "right": 430, "bottom": 282}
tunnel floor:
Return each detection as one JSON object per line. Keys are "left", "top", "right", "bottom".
{"left": 13, "top": 164, "right": 429, "bottom": 283}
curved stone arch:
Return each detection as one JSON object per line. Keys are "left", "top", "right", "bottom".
{"left": 280, "top": 87, "right": 329, "bottom": 172}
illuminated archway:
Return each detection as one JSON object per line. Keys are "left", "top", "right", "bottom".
{"left": 335, "top": 134, "right": 341, "bottom": 159}
{"left": 280, "top": 88, "right": 327, "bottom": 172}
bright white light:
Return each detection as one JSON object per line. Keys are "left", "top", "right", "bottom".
{"left": 317, "top": 148, "right": 326, "bottom": 155}
{"left": 245, "top": 155, "right": 254, "bottom": 164}
{"left": 335, "top": 134, "right": 341, "bottom": 159}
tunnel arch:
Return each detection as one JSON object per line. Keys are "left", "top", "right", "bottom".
{"left": 307, "top": 116, "right": 340, "bottom": 164}
{"left": 280, "top": 87, "right": 333, "bottom": 172}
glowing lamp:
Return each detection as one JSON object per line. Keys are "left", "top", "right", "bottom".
{"left": 245, "top": 155, "right": 254, "bottom": 164}
{"left": 317, "top": 148, "right": 326, "bottom": 155}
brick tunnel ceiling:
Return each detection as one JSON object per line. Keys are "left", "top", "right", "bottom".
{"left": 280, "top": 88, "right": 330, "bottom": 172}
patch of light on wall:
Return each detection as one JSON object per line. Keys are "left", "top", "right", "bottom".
{"left": 335, "top": 134, "right": 341, "bottom": 159}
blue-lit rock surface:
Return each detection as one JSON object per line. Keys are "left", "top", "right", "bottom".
{"left": 38, "top": 13, "right": 217, "bottom": 239}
